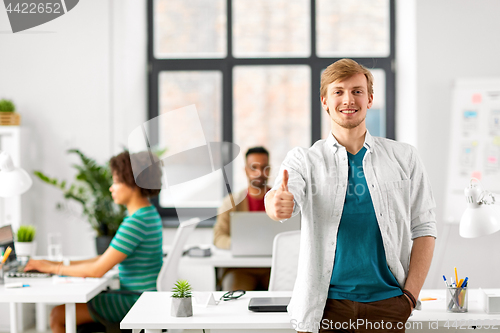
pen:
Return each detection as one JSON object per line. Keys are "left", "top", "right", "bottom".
{"left": 5, "top": 283, "right": 30, "bottom": 289}
{"left": 461, "top": 277, "right": 469, "bottom": 288}
{"left": 1, "top": 246, "right": 12, "bottom": 264}
{"left": 458, "top": 278, "right": 464, "bottom": 288}
{"left": 443, "top": 275, "right": 450, "bottom": 288}
{"left": 455, "top": 267, "right": 459, "bottom": 287}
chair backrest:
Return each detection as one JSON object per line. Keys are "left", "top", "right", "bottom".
{"left": 268, "top": 230, "right": 301, "bottom": 291}
{"left": 156, "top": 217, "right": 201, "bottom": 292}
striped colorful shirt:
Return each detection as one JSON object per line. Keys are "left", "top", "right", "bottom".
{"left": 110, "top": 205, "right": 163, "bottom": 291}
{"left": 89, "top": 205, "right": 163, "bottom": 323}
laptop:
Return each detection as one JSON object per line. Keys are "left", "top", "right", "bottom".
{"left": 248, "top": 297, "right": 291, "bottom": 312}
{"left": 230, "top": 212, "right": 300, "bottom": 257}
{"left": 0, "top": 225, "right": 51, "bottom": 279}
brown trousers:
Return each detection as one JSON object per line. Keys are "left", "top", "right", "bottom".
{"left": 317, "top": 295, "right": 413, "bottom": 333}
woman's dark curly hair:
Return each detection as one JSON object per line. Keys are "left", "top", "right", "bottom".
{"left": 109, "top": 151, "right": 162, "bottom": 198}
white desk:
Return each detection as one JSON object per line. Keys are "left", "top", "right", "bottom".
{"left": 178, "top": 246, "right": 272, "bottom": 291}
{"left": 122, "top": 291, "right": 293, "bottom": 333}
{"left": 0, "top": 276, "right": 112, "bottom": 333}
{"left": 182, "top": 247, "right": 271, "bottom": 268}
{"left": 121, "top": 290, "right": 500, "bottom": 333}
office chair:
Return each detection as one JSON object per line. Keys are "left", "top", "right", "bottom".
{"left": 157, "top": 217, "right": 200, "bottom": 291}
{"left": 78, "top": 217, "right": 201, "bottom": 333}
{"left": 268, "top": 230, "right": 301, "bottom": 291}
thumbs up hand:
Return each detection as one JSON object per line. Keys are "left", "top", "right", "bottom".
{"left": 267, "top": 170, "right": 295, "bottom": 220}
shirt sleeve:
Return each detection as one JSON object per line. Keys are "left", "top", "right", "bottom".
{"left": 110, "top": 216, "right": 146, "bottom": 256}
{"left": 409, "top": 146, "right": 438, "bottom": 240}
{"left": 213, "top": 195, "right": 233, "bottom": 249}
{"left": 266, "top": 147, "right": 307, "bottom": 220}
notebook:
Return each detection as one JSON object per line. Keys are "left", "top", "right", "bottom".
{"left": 248, "top": 297, "right": 291, "bottom": 312}
{"left": 230, "top": 212, "right": 300, "bottom": 257}
{"left": 0, "top": 225, "right": 51, "bottom": 279}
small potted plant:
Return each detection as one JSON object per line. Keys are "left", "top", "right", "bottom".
{"left": 0, "top": 99, "right": 21, "bottom": 126}
{"left": 14, "top": 225, "right": 36, "bottom": 260}
{"left": 171, "top": 280, "right": 193, "bottom": 317}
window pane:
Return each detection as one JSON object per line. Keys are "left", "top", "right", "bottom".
{"left": 233, "top": 65, "right": 311, "bottom": 192}
{"left": 233, "top": 0, "right": 310, "bottom": 58}
{"left": 321, "top": 69, "right": 386, "bottom": 138}
{"left": 154, "top": 0, "right": 227, "bottom": 58}
{"left": 158, "top": 71, "right": 223, "bottom": 208}
{"left": 316, "top": 0, "right": 390, "bottom": 57}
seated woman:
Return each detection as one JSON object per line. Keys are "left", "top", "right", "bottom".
{"left": 25, "top": 151, "right": 163, "bottom": 333}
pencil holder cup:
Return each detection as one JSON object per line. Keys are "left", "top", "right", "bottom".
{"left": 446, "top": 286, "right": 468, "bottom": 312}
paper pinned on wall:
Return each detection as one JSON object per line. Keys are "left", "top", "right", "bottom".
{"left": 445, "top": 78, "right": 500, "bottom": 224}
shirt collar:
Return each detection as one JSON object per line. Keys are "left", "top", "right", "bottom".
{"left": 327, "top": 130, "right": 374, "bottom": 154}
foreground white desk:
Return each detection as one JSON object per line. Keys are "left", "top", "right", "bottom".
{"left": 122, "top": 291, "right": 293, "bottom": 333}
{"left": 122, "top": 290, "right": 500, "bottom": 333}
{"left": 0, "top": 276, "right": 112, "bottom": 333}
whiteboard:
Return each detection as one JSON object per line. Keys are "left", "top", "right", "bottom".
{"left": 444, "top": 78, "right": 500, "bottom": 223}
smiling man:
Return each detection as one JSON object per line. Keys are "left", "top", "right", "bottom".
{"left": 265, "top": 59, "right": 437, "bottom": 333}
{"left": 213, "top": 146, "right": 272, "bottom": 291}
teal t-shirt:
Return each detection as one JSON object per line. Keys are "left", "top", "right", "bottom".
{"left": 328, "top": 147, "right": 402, "bottom": 302}
{"left": 110, "top": 205, "right": 163, "bottom": 292}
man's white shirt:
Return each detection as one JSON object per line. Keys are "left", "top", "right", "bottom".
{"left": 266, "top": 131, "right": 437, "bottom": 333}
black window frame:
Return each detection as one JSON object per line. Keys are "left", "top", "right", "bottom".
{"left": 147, "top": 0, "right": 396, "bottom": 223}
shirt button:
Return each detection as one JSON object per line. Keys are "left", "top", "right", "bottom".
{"left": 372, "top": 184, "right": 375, "bottom": 188}
{"left": 380, "top": 213, "right": 383, "bottom": 216}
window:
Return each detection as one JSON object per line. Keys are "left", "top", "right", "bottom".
{"left": 148, "top": 0, "right": 395, "bottom": 221}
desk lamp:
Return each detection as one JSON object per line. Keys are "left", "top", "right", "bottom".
{"left": 459, "top": 178, "right": 500, "bottom": 238}
{"left": 0, "top": 150, "right": 32, "bottom": 197}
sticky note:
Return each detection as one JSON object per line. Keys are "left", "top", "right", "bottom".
{"left": 494, "top": 137, "right": 500, "bottom": 146}
{"left": 463, "top": 111, "right": 477, "bottom": 118}
{"left": 488, "top": 156, "right": 497, "bottom": 164}
{"left": 471, "top": 171, "right": 482, "bottom": 180}
{"left": 472, "top": 93, "right": 482, "bottom": 104}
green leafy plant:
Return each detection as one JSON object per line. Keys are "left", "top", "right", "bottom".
{"left": 171, "top": 280, "right": 192, "bottom": 298}
{"left": 33, "top": 149, "right": 127, "bottom": 237}
{"left": 0, "top": 99, "right": 15, "bottom": 112}
{"left": 16, "top": 225, "right": 36, "bottom": 242}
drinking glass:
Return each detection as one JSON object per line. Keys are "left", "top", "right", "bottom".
{"left": 47, "top": 233, "right": 63, "bottom": 261}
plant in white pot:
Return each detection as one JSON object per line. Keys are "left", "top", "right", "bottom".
{"left": 171, "top": 280, "right": 193, "bottom": 317}
{"left": 14, "top": 225, "right": 36, "bottom": 261}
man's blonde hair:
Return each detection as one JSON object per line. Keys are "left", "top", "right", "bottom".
{"left": 320, "top": 59, "right": 374, "bottom": 98}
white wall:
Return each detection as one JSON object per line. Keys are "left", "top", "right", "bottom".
{"left": 413, "top": 0, "right": 500, "bottom": 289}
{"left": 0, "top": 0, "right": 147, "bottom": 259}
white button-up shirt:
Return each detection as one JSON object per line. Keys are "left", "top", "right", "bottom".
{"left": 266, "top": 131, "right": 437, "bottom": 333}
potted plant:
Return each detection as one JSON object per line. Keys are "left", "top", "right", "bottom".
{"left": 33, "top": 149, "right": 127, "bottom": 254}
{"left": 14, "top": 225, "right": 36, "bottom": 260}
{"left": 171, "top": 280, "right": 193, "bottom": 317}
{"left": 0, "top": 99, "right": 21, "bottom": 126}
